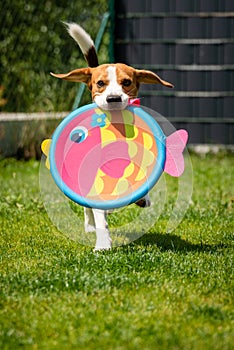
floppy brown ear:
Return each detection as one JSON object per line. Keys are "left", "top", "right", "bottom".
{"left": 136, "top": 69, "right": 174, "bottom": 88}
{"left": 50, "top": 67, "right": 92, "bottom": 84}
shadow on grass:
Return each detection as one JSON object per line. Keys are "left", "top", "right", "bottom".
{"left": 131, "top": 231, "right": 225, "bottom": 254}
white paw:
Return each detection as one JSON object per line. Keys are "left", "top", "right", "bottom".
{"left": 94, "top": 229, "right": 112, "bottom": 251}
{"left": 94, "top": 238, "right": 112, "bottom": 251}
{"left": 84, "top": 224, "right": 96, "bottom": 233}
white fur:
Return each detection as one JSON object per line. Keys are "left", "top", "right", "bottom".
{"left": 94, "top": 66, "right": 129, "bottom": 111}
{"left": 84, "top": 208, "right": 112, "bottom": 251}
{"left": 66, "top": 23, "right": 94, "bottom": 55}
{"left": 65, "top": 25, "right": 150, "bottom": 251}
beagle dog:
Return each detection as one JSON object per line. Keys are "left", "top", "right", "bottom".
{"left": 51, "top": 23, "right": 173, "bottom": 251}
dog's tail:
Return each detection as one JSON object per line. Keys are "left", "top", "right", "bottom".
{"left": 65, "top": 22, "right": 98, "bottom": 67}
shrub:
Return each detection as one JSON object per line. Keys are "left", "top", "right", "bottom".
{"left": 0, "top": 0, "right": 109, "bottom": 112}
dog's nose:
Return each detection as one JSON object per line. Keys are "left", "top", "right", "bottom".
{"left": 106, "top": 95, "right": 122, "bottom": 103}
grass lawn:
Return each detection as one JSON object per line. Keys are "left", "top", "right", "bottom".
{"left": 0, "top": 153, "right": 233, "bottom": 350}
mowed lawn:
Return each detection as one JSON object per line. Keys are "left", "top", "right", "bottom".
{"left": 0, "top": 153, "right": 233, "bottom": 350}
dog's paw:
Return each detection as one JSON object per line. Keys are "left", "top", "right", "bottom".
{"left": 94, "top": 229, "right": 112, "bottom": 251}
{"left": 135, "top": 196, "right": 151, "bottom": 208}
{"left": 94, "top": 238, "right": 112, "bottom": 252}
{"left": 84, "top": 224, "right": 96, "bottom": 233}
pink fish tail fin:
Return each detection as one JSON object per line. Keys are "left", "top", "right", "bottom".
{"left": 164, "top": 129, "right": 188, "bottom": 177}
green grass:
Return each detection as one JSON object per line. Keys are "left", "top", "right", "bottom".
{"left": 0, "top": 154, "right": 233, "bottom": 350}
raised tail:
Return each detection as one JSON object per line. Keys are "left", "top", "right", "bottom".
{"left": 65, "top": 22, "right": 98, "bottom": 67}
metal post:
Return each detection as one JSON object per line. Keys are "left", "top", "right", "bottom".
{"left": 108, "top": 0, "right": 115, "bottom": 63}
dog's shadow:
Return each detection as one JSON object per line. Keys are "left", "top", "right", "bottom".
{"left": 128, "top": 231, "right": 222, "bottom": 254}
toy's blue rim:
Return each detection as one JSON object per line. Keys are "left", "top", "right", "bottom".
{"left": 49, "top": 103, "right": 166, "bottom": 210}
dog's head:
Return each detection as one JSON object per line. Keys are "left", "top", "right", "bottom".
{"left": 51, "top": 63, "right": 173, "bottom": 110}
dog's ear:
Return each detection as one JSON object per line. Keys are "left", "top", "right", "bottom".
{"left": 136, "top": 69, "right": 174, "bottom": 88}
{"left": 50, "top": 68, "right": 92, "bottom": 85}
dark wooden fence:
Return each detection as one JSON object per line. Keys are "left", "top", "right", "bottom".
{"left": 113, "top": 0, "right": 234, "bottom": 144}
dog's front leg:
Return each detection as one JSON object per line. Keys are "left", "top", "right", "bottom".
{"left": 92, "top": 209, "right": 112, "bottom": 251}
{"left": 84, "top": 207, "right": 96, "bottom": 232}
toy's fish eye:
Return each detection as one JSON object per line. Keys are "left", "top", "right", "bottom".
{"left": 70, "top": 126, "right": 88, "bottom": 143}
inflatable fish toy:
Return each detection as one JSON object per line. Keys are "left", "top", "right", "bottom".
{"left": 41, "top": 103, "right": 188, "bottom": 210}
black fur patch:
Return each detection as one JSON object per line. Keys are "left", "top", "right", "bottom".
{"left": 85, "top": 46, "right": 99, "bottom": 67}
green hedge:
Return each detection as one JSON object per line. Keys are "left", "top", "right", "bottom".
{"left": 0, "top": 0, "right": 109, "bottom": 112}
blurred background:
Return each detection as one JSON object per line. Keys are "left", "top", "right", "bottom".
{"left": 0, "top": 0, "right": 110, "bottom": 112}
{"left": 0, "top": 0, "right": 233, "bottom": 157}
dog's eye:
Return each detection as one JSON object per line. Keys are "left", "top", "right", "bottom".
{"left": 122, "top": 79, "right": 132, "bottom": 87}
{"left": 97, "top": 80, "right": 105, "bottom": 88}
{"left": 70, "top": 126, "right": 88, "bottom": 143}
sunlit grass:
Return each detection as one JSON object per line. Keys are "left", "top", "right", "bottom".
{"left": 0, "top": 154, "right": 233, "bottom": 350}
